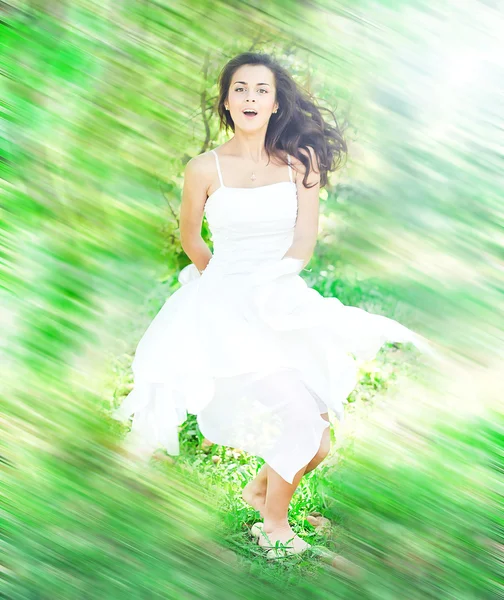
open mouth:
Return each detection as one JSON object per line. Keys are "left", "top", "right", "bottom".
{"left": 242, "top": 109, "right": 258, "bottom": 118}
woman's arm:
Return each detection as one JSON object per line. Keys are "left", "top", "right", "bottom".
{"left": 179, "top": 155, "right": 213, "bottom": 273}
{"left": 282, "top": 146, "right": 321, "bottom": 269}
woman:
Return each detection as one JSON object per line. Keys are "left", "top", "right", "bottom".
{"left": 113, "top": 52, "right": 433, "bottom": 559}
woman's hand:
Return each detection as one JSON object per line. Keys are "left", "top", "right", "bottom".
{"left": 178, "top": 263, "right": 202, "bottom": 285}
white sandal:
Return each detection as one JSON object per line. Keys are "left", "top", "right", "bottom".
{"left": 250, "top": 522, "right": 265, "bottom": 539}
{"left": 250, "top": 522, "right": 311, "bottom": 559}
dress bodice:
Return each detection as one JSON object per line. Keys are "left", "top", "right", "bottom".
{"left": 202, "top": 150, "right": 298, "bottom": 276}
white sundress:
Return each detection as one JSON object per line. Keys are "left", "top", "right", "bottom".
{"left": 112, "top": 148, "right": 434, "bottom": 484}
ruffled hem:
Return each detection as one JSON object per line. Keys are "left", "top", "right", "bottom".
{"left": 111, "top": 366, "right": 332, "bottom": 485}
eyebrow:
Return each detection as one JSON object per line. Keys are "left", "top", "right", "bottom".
{"left": 233, "top": 81, "right": 271, "bottom": 86}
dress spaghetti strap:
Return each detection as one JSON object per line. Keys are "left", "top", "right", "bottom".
{"left": 211, "top": 149, "right": 224, "bottom": 188}
{"left": 287, "top": 154, "right": 293, "bottom": 183}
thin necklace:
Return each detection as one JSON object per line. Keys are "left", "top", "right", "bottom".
{"left": 250, "top": 157, "right": 261, "bottom": 181}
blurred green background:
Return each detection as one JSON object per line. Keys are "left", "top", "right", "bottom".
{"left": 1, "top": 1, "right": 502, "bottom": 598}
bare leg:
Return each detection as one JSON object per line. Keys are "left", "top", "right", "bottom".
{"left": 256, "top": 453, "right": 320, "bottom": 553}
{"left": 262, "top": 461, "right": 307, "bottom": 529}
{"left": 242, "top": 413, "right": 331, "bottom": 515}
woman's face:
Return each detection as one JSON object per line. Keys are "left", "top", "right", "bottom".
{"left": 225, "top": 64, "right": 278, "bottom": 130}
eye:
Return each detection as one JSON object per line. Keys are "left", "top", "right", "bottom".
{"left": 259, "top": 89, "right": 268, "bottom": 93}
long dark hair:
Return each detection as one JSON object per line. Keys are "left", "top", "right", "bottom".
{"left": 216, "top": 52, "right": 348, "bottom": 189}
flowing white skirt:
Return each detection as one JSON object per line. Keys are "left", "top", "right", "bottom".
{"left": 112, "top": 257, "right": 435, "bottom": 484}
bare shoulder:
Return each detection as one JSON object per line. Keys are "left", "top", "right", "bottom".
{"left": 290, "top": 146, "right": 320, "bottom": 171}
{"left": 185, "top": 150, "right": 216, "bottom": 178}
{"left": 290, "top": 146, "right": 320, "bottom": 186}
{"left": 184, "top": 150, "right": 217, "bottom": 195}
